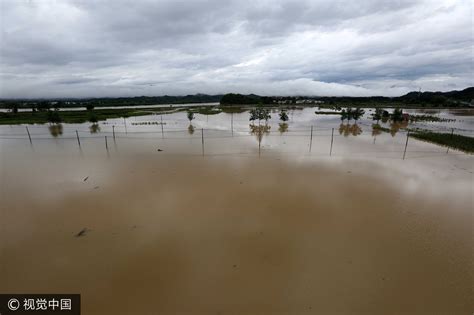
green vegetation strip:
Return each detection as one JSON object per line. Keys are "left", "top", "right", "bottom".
{"left": 410, "top": 131, "right": 474, "bottom": 153}
{"left": 315, "top": 111, "right": 342, "bottom": 115}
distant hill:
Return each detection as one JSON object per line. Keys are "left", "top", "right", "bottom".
{"left": 220, "top": 87, "right": 474, "bottom": 107}
{"left": 397, "top": 87, "right": 474, "bottom": 105}
{"left": 0, "top": 94, "right": 223, "bottom": 109}
{"left": 1, "top": 87, "right": 472, "bottom": 109}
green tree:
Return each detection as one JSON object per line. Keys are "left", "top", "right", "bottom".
{"left": 88, "top": 112, "right": 98, "bottom": 123}
{"left": 279, "top": 110, "right": 289, "bottom": 122}
{"left": 47, "top": 110, "right": 62, "bottom": 124}
{"left": 249, "top": 107, "right": 271, "bottom": 124}
{"left": 391, "top": 108, "right": 403, "bottom": 122}
{"left": 373, "top": 108, "right": 383, "bottom": 122}
{"left": 89, "top": 123, "right": 100, "bottom": 134}
{"left": 187, "top": 110, "right": 195, "bottom": 122}
{"left": 352, "top": 108, "right": 365, "bottom": 120}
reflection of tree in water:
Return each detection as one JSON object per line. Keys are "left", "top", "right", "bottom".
{"left": 339, "top": 123, "right": 362, "bottom": 137}
{"left": 249, "top": 124, "right": 271, "bottom": 142}
{"left": 188, "top": 124, "right": 195, "bottom": 135}
{"left": 89, "top": 123, "right": 101, "bottom": 134}
{"left": 389, "top": 120, "right": 408, "bottom": 137}
{"left": 278, "top": 123, "right": 288, "bottom": 134}
{"left": 49, "top": 124, "right": 63, "bottom": 137}
{"left": 372, "top": 125, "right": 383, "bottom": 137}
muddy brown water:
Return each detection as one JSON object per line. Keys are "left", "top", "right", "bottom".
{"left": 1, "top": 141, "right": 472, "bottom": 315}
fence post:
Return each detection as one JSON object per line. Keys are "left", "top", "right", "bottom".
{"left": 161, "top": 115, "right": 164, "bottom": 139}
{"left": 231, "top": 112, "right": 234, "bottom": 136}
{"left": 25, "top": 126, "right": 32, "bottom": 145}
{"left": 76, "top": 130, "right": 81, "bottom": 148}
{"left": 403, "top": 131, "right": 410, "bottom": 160}
{"left": 105, "top": 136, "right": 109, "bottom": 151}
{"left": 124, "top": 118, "right": 127, "bottom": 134}
{"left": 112, "top": 125, "right": 116, "bottom": 141}
{"left": 201, "top": 128, "right": 205, "bottom": 156}
{"left": 309, "top": 125, "right": 313, "bottom": 153}
{"left": 446, "top": 128, "right": 453, "bottom": 154}
{"left": 329, "top": 128, "right": 334, "bottom": 156}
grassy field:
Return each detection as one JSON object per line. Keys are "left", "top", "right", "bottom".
{"left": 410, "top": 131, "right": 474, "bottom": 153}
{"left": 0, "top": 107, "right": 181, "bottom": 125}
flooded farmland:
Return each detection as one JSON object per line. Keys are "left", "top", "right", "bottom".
{"left": 0, "top": 107, "right": 473, "bottom": 314}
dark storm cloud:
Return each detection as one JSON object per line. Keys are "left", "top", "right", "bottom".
{"left": 0, "top": 0, "right": 471, "bottom": 98}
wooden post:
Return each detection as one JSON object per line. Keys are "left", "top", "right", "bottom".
{"left": 403, "top": 131, "right": 409, "bottom": 160}
{"left": 309, "top": 125, "right": 313, "bottom": 153}
{"left": 25, "top": 126, "right": 32, "bottom": 145}
{"left": 112, "top": 125, "right": 116, "bottom": 141}
{"left": 329, "top": 128, "right": 334, "bottom": 156}
{"left": 76, "top": 130, "right": 81, "bottom": 148}
{"left": 201, "top": 128, "right": 204, "bottom": 156}
{"left": 231, "top": 112, "right": 234, "bottom": 136}
{"left": 105, "top": 136, "right": 109, "bottom": 151}
{"left": 161, "top": 115, "right": 164, "bottom": 139}
{"left": 446, "top": 128, "right": 454, "bottom": 154}
{"left": 124, "top": 117, "right": 127, "bottom": 134}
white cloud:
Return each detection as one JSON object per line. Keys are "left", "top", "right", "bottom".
{"left": 0, "top": 0, "right": 472, "bottom": 98}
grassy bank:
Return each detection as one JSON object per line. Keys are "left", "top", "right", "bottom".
{"left": 410, "top": 131, "right": 474, "bottom": 153}
{"left": 0, "top": 107, "right": 182, "bottom": 125}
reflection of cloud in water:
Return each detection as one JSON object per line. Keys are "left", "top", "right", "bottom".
{"left": 1, "top": 156, "right": 471, "bottom": 314}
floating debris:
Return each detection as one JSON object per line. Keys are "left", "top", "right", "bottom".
{"left": 157, "top": 148, "right": 163, "bottom": 152}
{"left": 75, "top": 228, "right": 89, "bottom": 237}
{"left": 83, "top": 176, "right": 89, "bottom": 182}
{"left": 93, "top": 186, "right": 100, "bottom": 189}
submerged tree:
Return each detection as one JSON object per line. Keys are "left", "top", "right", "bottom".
{"left": 88, "top": 112, "right": 98, "bottom": 124}
{"left": 373, "top": 108, "right": 383, "bottom": 122}
{"left": 279, "top": 110, "right": 289, "bottom": 122}
{"left": 46, "top": 110, "right": 62, "bottom": 124}
{"left": 89, "top": 123, "right": 101, "bottom": 134}
{"left": 187, "top": 110, "right": 195, "bottom": 123}
{"left": 249, "top": 106, "right": 271, "bottom": 124}
{"left": 340, "top": 108, "right": 365, "bottom": 121}
{"left": 391, "top": 108, "right": 404, "bottom": 122}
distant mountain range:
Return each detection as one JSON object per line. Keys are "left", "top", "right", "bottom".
{"left": 1, "top": 87, "right": 473, "bottom": 108}
{"left": 220, "top": 87, "right": 474, "bottom": 106}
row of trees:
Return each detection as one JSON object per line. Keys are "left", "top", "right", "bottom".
{"left": 340, "top": 108, "right": 365, "bottom": 121}
{"left": 372, "top": 108, "right": 405, "bottom": 123}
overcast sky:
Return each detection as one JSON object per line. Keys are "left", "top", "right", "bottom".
{"left": 0, "top": 0, "right": 472, "bottom": 98}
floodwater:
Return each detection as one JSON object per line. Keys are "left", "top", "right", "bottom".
{"left": 0, "top": 107, "right": 473, "bottom": 314}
